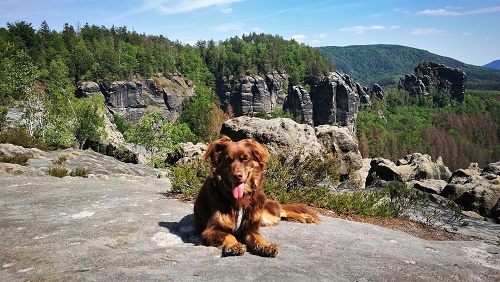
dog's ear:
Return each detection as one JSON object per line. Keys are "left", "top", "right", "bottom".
{"left": 244, "top": 139, "right": 269, "bottom": 166}
{"left": 203, "top": 136, "right": 232, "bottom": 166}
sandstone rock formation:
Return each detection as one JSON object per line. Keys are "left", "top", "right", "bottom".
{"left": 398, "top": 61, "right": 466, "bottom": 102}
{"left": 217, "top": 71, "right": 369, "bottom": 129}
{"left": 366, "top": 153, "right": 452, "bottom": 186}
{"left": 77, "top": 73, "right": 194, "bottom": 124}
{"left": 366, "top": 155, "right": 500, "bottom": 223}
{"left": 309, "top": 72, "right": 365, "bottom": 129}
{"left": 0, "top": 145, "right": 165, "bottom": 178}
{"left": 441, "top": 162, "right": 500, "bottom": 223}
{"left": 220, "top": 117, "right": 362, "bottom": 177}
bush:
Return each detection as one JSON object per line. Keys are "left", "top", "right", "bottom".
{"left": 0, "top": 127, "right": 47, "bottom": 150}
{"left": 113, "top": 114, "right": 132, "bottom": 134}
{"left": 0, "top": 153, "right": 30, "bottom": 166}
{"left": 70, "top": 167, "right": 89, "bottom": 177}
{"left": 47, "top": 166, "right": 69, "bottom": 178}
{"left": 263, "top": 152, "right": 341, "bottom": 194}
{"left": 167, "top": 159, "right": 209, "bottom": 198}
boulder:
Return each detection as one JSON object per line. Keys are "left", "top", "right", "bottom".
{"left": 366, "top": 153, "right": 451, "bottom": 187}
{"left": 315, "top": 125, "right": 363, "bottom": 175}
{"left": 76, "top": 81, "right": 100, "bottom": 98}
{"left": 0, "top": 143, "right": 46, "bottom": 159}
{"left": 410, "top": 179, "right": 448, "bottom": 195}
{"left": 220, "top": 117, "right": 362, "bottom": 177}
{"left": 220, "top": 117, "right": 322, "bottom": 161}
{"left": 441, "top": 162, "right": 500, "bottom": 222}
{"left": 165, "top": 142, "right": 207, "bottom": 165}
{"left": 397, "top": 153, "right": 452, "bottom": 181}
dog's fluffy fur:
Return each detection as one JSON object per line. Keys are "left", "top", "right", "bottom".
{"left": 194, "top": 136, "right": 320, "bottom": 257}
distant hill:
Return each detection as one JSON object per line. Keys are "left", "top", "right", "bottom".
{"left": 484, "top": 60, "right": 500, "bottom": 70}
{"left": 316, "top": 44, "right": 500, "bottom": 90}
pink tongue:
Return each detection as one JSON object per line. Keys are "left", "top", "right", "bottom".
{"left": 232, "top": 182, "right": 245, "bottom": 199}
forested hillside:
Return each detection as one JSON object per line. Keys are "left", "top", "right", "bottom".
{"left": 316, "top": 45, "right": 500, "bottom": 90}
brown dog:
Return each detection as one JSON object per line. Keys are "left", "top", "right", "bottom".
{"left": 194, "top": 136, "right": 320, "bottom": 257}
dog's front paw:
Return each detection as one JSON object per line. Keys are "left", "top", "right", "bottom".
{"left": 254, "top": 243, "right": 279, "bottom": 257}
{"left": 222, "top": 242, "right": 247, "bottom": 256}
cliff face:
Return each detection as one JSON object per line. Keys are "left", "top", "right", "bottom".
{"left": 77, "top": 74, "right": 194, "bottom": 123}
{"left": 77, "top": 71, "right": 367, "bottom": 130}
{"left": 217, "top": 71, "right": 369, "bottom": 129}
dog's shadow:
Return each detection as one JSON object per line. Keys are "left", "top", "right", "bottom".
{"left": 158, "top": 214, "right": 200, "bottom": 245}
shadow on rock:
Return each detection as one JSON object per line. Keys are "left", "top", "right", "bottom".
{"left": 158, "top": 213, "right": 199, "bottom": 244}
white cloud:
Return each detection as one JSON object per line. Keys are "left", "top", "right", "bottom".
{"left": 409, "top": 28, "right": 445, "bottom": 35}
{"left": 340, "top": 25, "right": 386, "bottom": 34}
{"left": 417, "top": 6, "right": 500, "bottom": 16}
{"left": 417, "top": 9, "right": 460, "bottom": 16}
{"left": 291, "top": 34, "right": 306, "bottom": 42}
{"left": 141, "top": 0, "right": 242, "bottom": 15}
{"left": 315, "top": 33, "right": 327, "bottom": 38}
{"left": 220, "top": 8, "right": 233, "bottom": 14}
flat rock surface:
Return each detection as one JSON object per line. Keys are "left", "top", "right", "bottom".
{"left": 1, "top": 175, "right": 500, "bottom": 282}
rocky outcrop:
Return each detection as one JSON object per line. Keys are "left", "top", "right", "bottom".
{"left": 315, "top": 125, "right": 363, "bottom": 176}
{"left": 165, "top": 142, "right": 207, "bottom": 165}
{"left": 77, "top": 73, "right": 194, "bottom": 124}
{"left": 366, "top": 153, "right": 452, "bottom": 186}
{"left": 441, "top": 162, "right": 500, "bottom": 223}
{"left": 220, "top": 117, "right": 362, "bottom": 177}
{"left": 216, "top": 71, "right": 369, "bottom": 129}
{"left": 0, "top": 145, "right": 165, "bottom": 178}
{"left": 310, "top": 72, "right": 365, "bottom": 129}
{"left": 366, "top": 156, "right": 500, "bottom": 223}
{"left": 217, "top": 72, "right": 288, "bottom": 121}
{"left": 398, "top": 61, "right": 466, "bottom": 102}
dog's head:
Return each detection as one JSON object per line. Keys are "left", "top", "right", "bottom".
{"left": 204, "top": 136, "right": 269, "bottom": 199}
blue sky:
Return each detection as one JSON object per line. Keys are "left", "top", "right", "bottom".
{"left": 1, "top": 0, "right": 499, "bottom": 66}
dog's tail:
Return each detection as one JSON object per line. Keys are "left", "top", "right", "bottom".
{"left": 280, "top": 204, "right": 321, "bottom": 223}
{"left": 262, "top": 201, "right": 321, "bottom": 226}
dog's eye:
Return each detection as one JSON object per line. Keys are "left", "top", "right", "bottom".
{"left": 241, "top": 156, "right": 250, "bottom": 162}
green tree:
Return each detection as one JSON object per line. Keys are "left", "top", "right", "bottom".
{"left": 38, "top": 58, "right": 77, "bottom": 147}
{"left": 70, "top": 38, "right": 93, "bottom": 81}
{"left": 74, "top": 94, "right": 105, "bottom": 148}
{"left": 179, "top": 86, "right": 225, "bottom": 142}
{"left": 125, "top": 110, "right": 195, "bottom": 167}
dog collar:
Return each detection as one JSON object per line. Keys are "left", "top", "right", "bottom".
{"left": 236, "top": 207, "right": 243, "bottom": 229}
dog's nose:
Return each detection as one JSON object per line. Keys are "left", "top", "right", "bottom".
{"left": 233, "top": 171, "right": 243, "bottom": 180}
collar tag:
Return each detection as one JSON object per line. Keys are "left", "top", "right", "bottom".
{"left": 236, "top": 207, "right": 243, "bottom": 229}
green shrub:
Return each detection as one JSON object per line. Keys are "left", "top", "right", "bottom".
{"left": 0, "top": 153, "right": 30, "bottom": 166}
{"left": 113, "top": 114, "right": 132, "bottom": 134}
{"left": 167, "top": 159, "right": 209, "bottom": 198}
{"left": 263, "top": 152, "right": 341, "bottom": 194}
{"left": 0, "top": 127, "right": 47, "bottom": 150}
{"left": 47, "top": 166, "right": 69, "bottom": 178}
{"left": 70, "top": 167, "right": 89, "bottom": 177}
